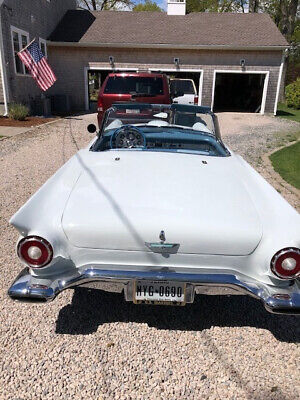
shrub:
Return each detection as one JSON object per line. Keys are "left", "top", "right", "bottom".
{"left": 8, "top": 103, "right": 30, "bottom": 121}
{"left": 285, "top": 78, "right": 300, "bottom": 109}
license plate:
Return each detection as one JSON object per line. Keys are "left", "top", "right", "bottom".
{"left": 126, "top": 108, "right": 140, "bottom": 114}
{"left": 134, "top": 280, "right": 186, "bottom": 305}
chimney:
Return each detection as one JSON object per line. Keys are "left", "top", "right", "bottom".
{"left": 167, "top": 0, "right": 186, "bottom": 16}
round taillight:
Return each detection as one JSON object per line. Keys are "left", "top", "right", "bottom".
{"left": 17, "top": 236, "right": 53, "bottom": 268}
{"left": 271, "top": 248, "right": 300, "bottom": 279}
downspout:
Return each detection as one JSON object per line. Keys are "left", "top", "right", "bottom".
{"left": 0, "top": 0, "right": 9, "bottom": 115}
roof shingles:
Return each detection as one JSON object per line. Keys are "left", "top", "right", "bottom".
{"left": 49, "top": 10, "right": 288, "bottom": 48}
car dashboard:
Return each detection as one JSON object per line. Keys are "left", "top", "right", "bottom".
{"left": 91, "top": 127, "right": 230, "bottom": 157}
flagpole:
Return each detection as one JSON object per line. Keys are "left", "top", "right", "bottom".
{"left": 19, "top": 38, "right": 36, "bottom": 53}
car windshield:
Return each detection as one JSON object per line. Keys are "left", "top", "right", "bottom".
{"left": 170, "top": 80, "right": 196, "bottom": 95}
{"left": 92, "top": 104, "right": 229, "bottom": 157}
{"left": 104, "top": 76, "right": 164, "bottom": 96}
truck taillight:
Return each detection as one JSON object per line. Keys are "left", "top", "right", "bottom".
{"left": 17, "top": 236, "right": 53, "bottom": 268}
{"left": 97, "top": 98, "right": 103, "bottom": 112}
{"left": 271, "top": 248, "right": 300, "bottom": 279}
{"left": 194, "top": 96, "right": 199, "bottom": 105}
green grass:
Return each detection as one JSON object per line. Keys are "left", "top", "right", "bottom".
{"left": 276, "top": 102, "right": 300, "bottom": 123}
{"left": 270, "top": 141, "right": 300, "bottom": 189}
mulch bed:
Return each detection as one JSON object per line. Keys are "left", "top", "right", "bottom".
{"left": 0, "top": 116, "right": 58, "bottom": 127}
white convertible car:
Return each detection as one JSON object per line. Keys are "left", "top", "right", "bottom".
{"left": 8, "top": 104, "right": 300, "bottom": 314}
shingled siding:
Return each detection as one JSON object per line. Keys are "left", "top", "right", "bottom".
{"left": 0, "top": 0, "right": 76, "bottom": 105}
{"left": 48, "top": 46, "right": 282, "bottom": 114}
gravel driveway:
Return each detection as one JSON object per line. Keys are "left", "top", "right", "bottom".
{"left": 0, "top": 113, "right": 299, "bottom": 400}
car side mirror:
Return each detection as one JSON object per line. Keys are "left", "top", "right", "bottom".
{"left": 87, "top": 124, "right": 97, "bottom": 134}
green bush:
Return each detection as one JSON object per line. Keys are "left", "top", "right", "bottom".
{"left": 285, "top": 78, "right": 300, "bottom": 109}
{"left": 8, "top": 103, "right": 30, "bottom": 121}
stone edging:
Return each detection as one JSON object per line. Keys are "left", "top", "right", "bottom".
{"left": 262, "top": 140, "right": 300, "bottom": 198}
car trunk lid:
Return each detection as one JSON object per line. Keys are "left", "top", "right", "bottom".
{"left": 62, "top": 152, "right": 262, "bottom": 255}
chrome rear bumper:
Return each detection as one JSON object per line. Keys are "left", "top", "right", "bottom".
{"left": 8, "top": 267, "right": 300, "bottom": 315}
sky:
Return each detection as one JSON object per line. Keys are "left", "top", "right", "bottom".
{"left": 132, "top": 0, "right": 167, "bottom": 10}
{"left": 156, "top": 0, "right": 167, "bottom": 10}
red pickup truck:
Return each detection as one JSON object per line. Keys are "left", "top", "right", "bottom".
{"left": 97, "top": 72, "right": 171, "bottom": 126}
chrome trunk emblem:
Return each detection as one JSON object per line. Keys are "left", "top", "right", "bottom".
{"left": 145, "top": 230, "right": 180, "bottom": 254}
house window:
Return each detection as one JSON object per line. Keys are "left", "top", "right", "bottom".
{"left": 39, "top": 38, "right": 47, "bottom": 58}
{"left": 11, "top": 26, "right": 30, "bottom": 75}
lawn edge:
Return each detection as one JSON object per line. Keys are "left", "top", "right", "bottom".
{"left": 263, "top": 141, "right": 300, "bottom": 198}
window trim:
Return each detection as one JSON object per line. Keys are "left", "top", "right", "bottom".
{"left": 11, "top": 25, "right": 30, "bottom": 76}
{"left": 39, "top": 38, "right": 47, "bottom": 58}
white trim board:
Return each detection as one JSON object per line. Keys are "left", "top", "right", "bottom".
{"left": 211, "top": 70, "right": 270, "bottom": 115}
{"left": 273, "top": 50, "right": 286, "bottom": 115}
{"left": 49, "top": 41, "right": 288, "bottom": 51}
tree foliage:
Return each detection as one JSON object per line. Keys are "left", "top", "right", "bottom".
{"left": 285, "top": 77, "right": 300, "bottom": 108}
{"left": 77, "top": 0, "right": 132, "bottom": 10}
{"left": 249, "top": 0, "right": 259, "bottom": 12}
{"left": 133, "top": 0, "right": 162, "bottom": 11}
{"left": 260, "top": 0, "right": 299, "bottom": 40}
{"left": 186, "top": 0, "right": 247, "bottom": 13}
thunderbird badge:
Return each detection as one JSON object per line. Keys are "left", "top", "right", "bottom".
{"left": 145, "top": 230, "right": 179, "bottom": 254}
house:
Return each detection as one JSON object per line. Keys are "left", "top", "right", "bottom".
{"left": 1, "top": 0, "right": 289, "bottom": 116}
{"left": 0, "top": 0, "right": 76, "bottom": 115}
{"left": 47, "top": 0, "right": 288, "bottom": 115}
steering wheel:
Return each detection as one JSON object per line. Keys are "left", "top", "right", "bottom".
{"left": 110, "top": 125, "right": 146, "bottom": 149}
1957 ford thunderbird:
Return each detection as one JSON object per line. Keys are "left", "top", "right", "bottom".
{"left": 8, "top": 104, "right": 300, "bottom": 314}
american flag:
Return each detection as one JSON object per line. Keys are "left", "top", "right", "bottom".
{"left": 18, "top": 41, "right": 57, "bottom": 91}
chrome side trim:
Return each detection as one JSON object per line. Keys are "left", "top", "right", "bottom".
{"left": 7, "top": 267, "right": 300, "bottom": 314}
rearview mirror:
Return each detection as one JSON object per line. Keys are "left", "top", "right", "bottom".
{"left": 87, "top": 124, "right": 97, "bottom": 134}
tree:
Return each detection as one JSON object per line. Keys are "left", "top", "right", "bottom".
{"left": 260, "top": 0, "right": 299, "bottom": 39}
{"left": 279, "top": 0, "right": 299, "bottom": 38}
{"left": 249, "top": 0, "right": 259, "bottom": 12}
{"left": 186, "top": 0, "right": 247, "bottom": 14}
{"left": 77, "top": 0, "right": 132, "bottom": 10}
{"left": 133, "top": 0, "right": 162, "bottom": 11}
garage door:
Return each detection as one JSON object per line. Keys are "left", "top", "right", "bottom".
{"left": 213, "top": 72, "right": 266, "bottom": 113}
{"left": 87, "top": 68, "right": 202, "bottom": 110}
